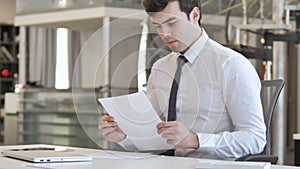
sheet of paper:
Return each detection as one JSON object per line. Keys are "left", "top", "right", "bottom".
{"left": 98, "top": 92, "right": 172, "bottom": 151}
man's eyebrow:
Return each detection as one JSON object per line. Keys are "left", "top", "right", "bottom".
{"left": 162, "top": 17, "right": 177, "bottom": 24}
{"left": 152, "top": 17, "right": 177, "bottom": 25}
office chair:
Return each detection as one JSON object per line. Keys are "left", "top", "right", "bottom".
{"left": 235, "top": 79, "right": 285, "bottom": 164}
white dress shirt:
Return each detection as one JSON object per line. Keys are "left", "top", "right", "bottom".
{"left": 119, "top": 29, "right": 266, "bottom": 160}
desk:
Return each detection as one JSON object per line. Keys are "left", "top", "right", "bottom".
{"left": 294, "top": 134, "right": 300, "bottom": 166}
{"left": 0, "top": 144, "right": 299, "bottom": 169}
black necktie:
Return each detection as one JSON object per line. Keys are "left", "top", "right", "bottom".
{"left": 167, "top": 55, "right": 188, "bottom": 121}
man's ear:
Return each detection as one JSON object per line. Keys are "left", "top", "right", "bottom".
{"left": 190, "top": 7, "right": 200, "bottom": 24}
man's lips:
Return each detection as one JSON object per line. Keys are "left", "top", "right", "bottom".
{"left": 166, "top": 39, "right": 177, "bottom": 45}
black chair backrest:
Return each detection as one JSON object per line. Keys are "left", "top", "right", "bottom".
{"left": 260, "top": 79, "right": 285, "bottom": 155}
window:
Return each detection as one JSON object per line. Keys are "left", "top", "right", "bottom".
{"left": 137, "top": 22, "right": 148, "bottom": 92}
{"left": 55, "top": 28, "right": 69, "bottom": 89}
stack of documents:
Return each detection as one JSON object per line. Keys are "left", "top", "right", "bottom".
{"left": 195, "top": 159, "right": 271, "bottom": 169}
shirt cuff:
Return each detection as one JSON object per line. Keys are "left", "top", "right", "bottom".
{"left": 198, "top": 133, "right": 216, "bottom": 147}
{"left": 196, "top": 133, "right": 217, "bottom": 151}
{"left": 117, "top": 136, "right": 138, "bottom": 151}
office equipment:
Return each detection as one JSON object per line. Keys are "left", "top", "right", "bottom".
{"left": 1, "top": 46, "right": 15, "bottom": 62}
{"left": 236, "top": 79, "right": 285, "bottom": 164}
{"left": 0, "top": 24, "right": 19, "bottom": 143}
{"left": 1, "top": 147, "right": 92, "bottom": 163}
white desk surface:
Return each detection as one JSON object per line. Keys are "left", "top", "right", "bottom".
{"left": 0, "top": 144, "right": 299, "bottom": 169}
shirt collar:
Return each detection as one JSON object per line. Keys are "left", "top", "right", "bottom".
{"left": 176, "top": 29, "right": 209, "bottom": 64}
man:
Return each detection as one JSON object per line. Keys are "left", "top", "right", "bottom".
{"left": 99, "top": 0, "right": 266, "bottom": 160}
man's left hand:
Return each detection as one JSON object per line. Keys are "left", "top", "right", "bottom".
{"left": 157, "top": 121, "right": 199, "bottom": 149}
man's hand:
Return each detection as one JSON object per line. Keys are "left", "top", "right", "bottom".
{"left": 157, "top": 121, "right": 199, "bottom": 149}
{"left": 98, "top": 115, "right": 126, "bottom": 142}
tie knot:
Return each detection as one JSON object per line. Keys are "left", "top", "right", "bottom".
{"left": 177, "top": 55, "right": 188, "bottom": 67}
{"left": 178, "top": 55, "right": 188, "bottom": 63}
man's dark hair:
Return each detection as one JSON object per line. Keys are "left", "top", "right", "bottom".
{"left": 143, "top": 0, "right": 202, "bottom": 26}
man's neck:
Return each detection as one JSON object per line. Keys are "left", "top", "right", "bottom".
{"left": 180, "top": 28, "right": 203, "bottom": 54}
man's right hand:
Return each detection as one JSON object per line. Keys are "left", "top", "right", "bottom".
{"left": 98, "top": 115, "right": 126, "bottom": 142}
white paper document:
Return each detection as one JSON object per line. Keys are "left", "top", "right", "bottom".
{"left": 195, "top": 159, "right": 271, "bottom": 169}
{"left": 98, "top": 92, "right": 172, "bottom": 151}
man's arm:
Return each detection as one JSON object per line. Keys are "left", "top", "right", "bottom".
{"left": 195, "top": 56, "right": 266, "bottom": 158}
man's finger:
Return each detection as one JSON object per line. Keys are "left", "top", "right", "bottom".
{"left": 102, "top": 127, "right": 118, "bottom": 136}
{"left": 102, "top": 115, "right": 114, "bottom": 122}
{"left": 99, "top": 122, "right": 117, "bottom": 130}
{"left": 157, "top": 121, "right": 176, "bottom": 129}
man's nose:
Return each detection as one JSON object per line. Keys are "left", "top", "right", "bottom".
{"left": 159, "top": 26, "right": 171, "bottom": 38}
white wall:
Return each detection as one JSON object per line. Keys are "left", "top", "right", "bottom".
{"left": 0, "top": 0, "right": 15, "bottom": 24}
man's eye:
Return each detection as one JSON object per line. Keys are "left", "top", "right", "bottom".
{"left": 154, "top": 25, "right": 161, "bottom": 28}
{"left": 168, "top": 21, "right": 176, "bottom": 26}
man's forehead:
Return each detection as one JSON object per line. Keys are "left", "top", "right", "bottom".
{"left": 151, "top": 12, "right": 177, "bottom": 18}
{"left": 150, "top": 12, "right": 181, "bottom": 23}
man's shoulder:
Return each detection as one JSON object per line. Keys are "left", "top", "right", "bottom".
{"left": 152, "top": 52, "right": 175, "bottom": 68}
{"left": 207, "top": 39, "right": 248, "bottom": 63}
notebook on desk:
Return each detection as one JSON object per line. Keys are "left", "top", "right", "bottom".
{"left": 1, "top": 147, "right": 92, "bottom": 163}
